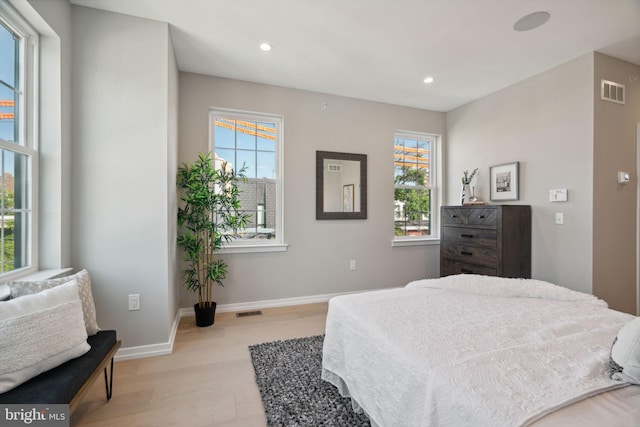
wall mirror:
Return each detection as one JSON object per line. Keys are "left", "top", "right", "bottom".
{"left": 316, "top": 151, "right": 367, "bottom": 220}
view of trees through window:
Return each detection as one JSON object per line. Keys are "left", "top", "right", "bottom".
{"left": 394, "top": 134, "right": 433, "bottom": 237}
{"left": 0, "top": 19, "right": 29, "bottom": 273}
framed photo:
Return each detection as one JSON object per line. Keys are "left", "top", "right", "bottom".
{"left": 490, "top": 162, "right": 519, "bottom": 201}
{"left": 343, "top": 184, "right": 354, "bottom": 212}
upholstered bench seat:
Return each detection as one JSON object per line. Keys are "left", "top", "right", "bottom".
{"left": 0, "top": 330, "right": 120, "bottom": 412}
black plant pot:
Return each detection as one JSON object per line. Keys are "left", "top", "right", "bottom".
{"left": 194, "top": 302, "right": 217, "bottom": 327}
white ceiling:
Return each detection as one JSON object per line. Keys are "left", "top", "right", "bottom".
{"left": 69, "top": 0, "right": 640, "bottom": 112}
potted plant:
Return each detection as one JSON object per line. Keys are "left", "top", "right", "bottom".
{"left": 177, "top": 152, "right": 250, "bottom": 327}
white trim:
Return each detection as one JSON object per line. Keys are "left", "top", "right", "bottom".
{"left": 218, "top": 243, "right": 288, "bottom": 254}
{"left": 179, "top": 287, "right": 401, "bottom": 317}
{"left": 392, "top": 238, "right": 440, "bottom": 247}
{"left": 114, "top": 309, "right": 181, "bottom": 361}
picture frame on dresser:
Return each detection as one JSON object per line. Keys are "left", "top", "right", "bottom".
{"left": 490, "top": 161, "right": 519, "bottom": 201}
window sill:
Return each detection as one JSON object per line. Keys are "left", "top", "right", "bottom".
{"left": 218, "top": 243, "right": 289, "bottom": 254}
{"left": 392, "top": 238, "right": 440, "bottom": 247}
{"left": 0, "top": 267, "right": 73, "bottom": 300}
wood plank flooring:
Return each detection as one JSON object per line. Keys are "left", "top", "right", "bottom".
{"left": 71, "top": 303, "right": 329, "bottom": 427}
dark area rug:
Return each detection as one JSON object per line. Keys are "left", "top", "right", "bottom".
{"left": 249, "top": 335, "right": 370, "bottom": 427}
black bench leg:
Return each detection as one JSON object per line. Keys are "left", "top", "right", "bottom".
{"left": 103, "top": 357, "right": 115, "bottom": 400}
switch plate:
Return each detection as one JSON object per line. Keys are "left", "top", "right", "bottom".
{"left": 555, "top": 213, "right": 564, "bottom": 225}
{"left": 549, "top": 189, "right": 568, "bottom": 202}
{"left": 349, "top": 260, "right": 357, "bottom": 271}
{"left": 128, "top": 294, "right": 140, "bottom": 311}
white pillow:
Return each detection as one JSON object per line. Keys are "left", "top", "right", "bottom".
{"left": 610, "top": 317, "right": 640, "bottom": 385}
{"left": 7, "top": 269, "right": 100, "bottom": 335}
{"left": 0, "top": 280, "right": 90, "bottom": 393}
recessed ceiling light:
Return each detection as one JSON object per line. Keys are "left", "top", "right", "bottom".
{"left": 423, "top": 76, "right": 435, "bottom": 84}
{"left": 513, "top": 11, "right": 550, "bottom": 32}
{"left": 260, "top": 42, "right": 273, "bottom": 52}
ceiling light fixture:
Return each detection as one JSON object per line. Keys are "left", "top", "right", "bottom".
{"left": 513, "top": 11, "right": 550, "bottom": 32}
{"left": 260, "top": 42, "right": 273, "bottom": 52}
{"left": 423, "top": 76, "right": 435, "bottom": 84}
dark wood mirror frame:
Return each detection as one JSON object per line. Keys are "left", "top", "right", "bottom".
{"left": 316, "top": 151, "right": 367, "bottom": 220}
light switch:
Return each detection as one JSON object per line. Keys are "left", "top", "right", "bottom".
{"left": 555, "top": 213, "right": 564, "bottom": 225}
{"left": 549, "top": 189, "right": 567, "bottom": 202}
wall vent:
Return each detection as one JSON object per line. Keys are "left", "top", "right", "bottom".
{"left": 601, "top": 79, "right": 625, "bottom": 104}
{"left": 327, "top": 163, "right": 342, "bottom": 172}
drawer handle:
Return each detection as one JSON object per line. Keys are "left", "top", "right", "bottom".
{"left": 461, "top": 268, "right": 473, "bottom": 274}
{"left": 479, "top": 215, "right": 485, "bottom": 219}
{"left": 460, "top": 234, "right": 474, "bottom": 238}
{"left": 460, "top": 251, "right": 473, "bottom": 256}
{"left": 451, "top": 215, "right": 457, "bottom": 218}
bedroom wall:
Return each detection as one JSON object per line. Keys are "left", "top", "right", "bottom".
{"left": 178, "top": 73, "right": 445, "bottom": 307}
{"left": 446, "top": 54, "right": 595, "bottom": 295}
{"left": 593, "top": 53, "right": 640, "bottom": 314}
{"left": 71, "top": 6, "right": 179, "bottom": 349}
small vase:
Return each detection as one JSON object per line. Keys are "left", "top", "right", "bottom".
{"left": 461, "top": 184, "right": 470, "bottom": 205}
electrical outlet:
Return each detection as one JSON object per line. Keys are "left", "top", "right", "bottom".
{"left": 128, "top": 294, "right": 140, "bottom": 311}
{"left": 349, "top": 260, "right": 357, "bottom": 271}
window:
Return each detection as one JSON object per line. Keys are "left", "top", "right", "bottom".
{"left": 0, "top": 4, "right": 37, "bottom": 275}
{"left": 210, "top": 108, "right": 285, "bottom": 252}
{"left": 393, "top": 131, "right": 439, "bottom": 244}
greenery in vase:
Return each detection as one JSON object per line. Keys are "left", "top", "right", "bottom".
{"left": 461, "top": 168, "right": 479, "bottom": 185}
{"left": 177, "top": 152, "right": 250, "bottom": 309}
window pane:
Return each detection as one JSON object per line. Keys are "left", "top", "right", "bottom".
{"left": 237, "top": 150, "right": 255, "bottom": 178}
{"left": 257, "top": 151, "right": 275, "bottom": 179}
{"left": 213, "top": 118, "right": 236, "bottom": 149}
{"left": 236, "top": 120, "right": 256, "bottom": 150}
{"left": 0, "top": 83, "right": 16, "bottom": 143}
{"left": 394, "top": 188, "right": 431, "bottom": 237}
{"left": 214, "top": 148, "right": 235, "bottom": 169}
{"left": 0, "top": 23, "right": 16, "bottom": 87}
{"left": 257, "top": 122, "right": 276, "bottom": 152}
{"left": 0, "top": 148, "right": 28, "bottom": 273}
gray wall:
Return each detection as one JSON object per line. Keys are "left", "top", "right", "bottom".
{"left": 179, "top": 73, "right": 445, "bottom": 307}
{"left": 593, "top": 53, "right": 640, "bottom": 314}
{"left": 71, "top": 6, "right": 179, "bottom": 348}
{"left": 446, "top": 54, "right": 595, "bottom": 295}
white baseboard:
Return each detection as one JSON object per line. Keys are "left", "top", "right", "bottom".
{"left": 114, "top": 309, "right": 181, "bottom": 361}
{"left": 179, "top": 289, "right": 374, "bottom": 317}
{"left": 116, "top": 288, "right": 391, "bottom": 360}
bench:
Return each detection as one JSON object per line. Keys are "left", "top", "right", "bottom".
{"left": 0, "top": 330, "right": 121, "bottom": 413}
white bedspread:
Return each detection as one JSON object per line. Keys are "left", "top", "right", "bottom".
{"left": 321, "top": 275, "right": 636, "bottom": 427}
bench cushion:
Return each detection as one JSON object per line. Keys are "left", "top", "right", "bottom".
{"left": 0, "top": 330, "right": 117, "bottom": 404}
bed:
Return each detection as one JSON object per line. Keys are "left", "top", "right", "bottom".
{"left": 321, "top": 274, "right": 640, "bottom": 427}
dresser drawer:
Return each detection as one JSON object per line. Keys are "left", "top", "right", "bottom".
{"left": 467, "top": 208, "right": 497, "bottom": 226}
{"left": 441, "top": 242, "right": 497, "bottom": 268}
{"left": 442, "top": 227, "right": 497, "bottom": 248}
{"left": 442, "top": 207, "right": 497, "bottom": 227}
{"left": 441, "top": 260, "right": 497, "bottom": 276}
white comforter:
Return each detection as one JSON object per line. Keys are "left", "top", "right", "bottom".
{"left": 321, "top": 275, "right": 635, "bottom": 427}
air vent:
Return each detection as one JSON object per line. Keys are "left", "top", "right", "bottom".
{"left": 601, "top": 79, "right": 625, "bottom": 104}
{"left": 236, "top": 310, "right": 263, "bottom": 318}
{"left": 327, "top": 163, "right": 342, "bottom": 172}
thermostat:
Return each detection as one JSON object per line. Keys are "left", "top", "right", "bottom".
{"left": 549, "top": 189, "right": 567, "bottom": 202}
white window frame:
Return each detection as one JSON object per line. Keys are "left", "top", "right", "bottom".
{"left": 0, "top": 3, "right": 38, "bottom": 278}
{"left": 209, "top": 107, "right": 286, "bottom": 254}
{"left": 392, "top": 130, "right": 441, "bottom": 247}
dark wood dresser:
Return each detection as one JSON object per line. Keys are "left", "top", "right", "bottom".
{"left": 440, "top": 205, "right": 531, "bottom": 278}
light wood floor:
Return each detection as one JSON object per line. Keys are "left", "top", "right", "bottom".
{"left": 71, "top": 303, "right": 329, "bottom": 427}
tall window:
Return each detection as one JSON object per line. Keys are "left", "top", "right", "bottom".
{"left": 210, "top": 108, "right": 284, "bottom": 251}
{"left": 394, "top": 131, "right": 439, "bottom": 243}
{"left": 0, "top": 5, "right": 36, "bottom": 275}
